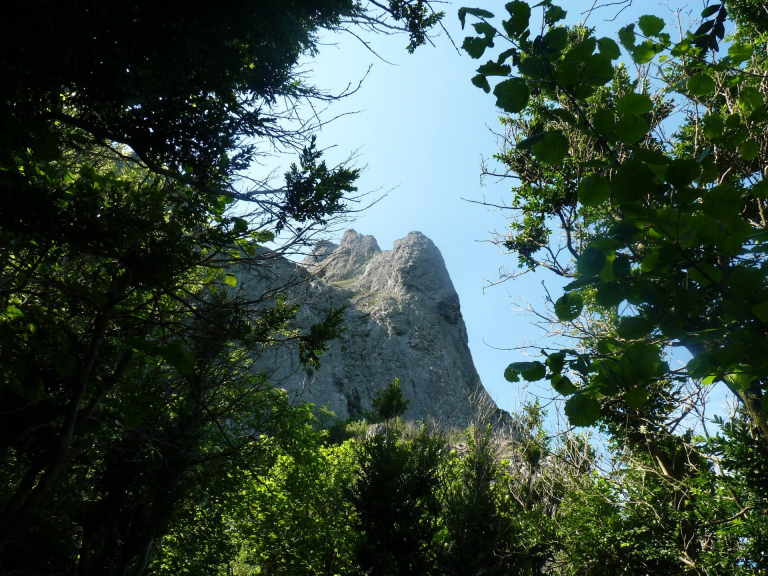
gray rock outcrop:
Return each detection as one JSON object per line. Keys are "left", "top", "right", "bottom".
{"left": 235, "top": 230, "right": 504, "bottom": 429}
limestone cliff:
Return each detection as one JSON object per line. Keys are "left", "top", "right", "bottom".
{"left": 237, "top": 230, "right": 503, "bottom": 428}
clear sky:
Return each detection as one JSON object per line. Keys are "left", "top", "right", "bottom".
{"left": 263, "top": 0, "right": 731, "bottom": 421}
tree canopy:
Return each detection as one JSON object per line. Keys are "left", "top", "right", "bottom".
{"left": 460, "top": 0, "right": 768, "bottom": 441}
{"left": 0, "top": 1, "right": 443, "bottom": 572}
{"left": 459, "top": 1, "right": 768, "bottom": 571}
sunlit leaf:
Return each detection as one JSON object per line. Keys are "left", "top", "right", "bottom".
{"left": 638, "top": 15, "right": 665, "bottom": 36}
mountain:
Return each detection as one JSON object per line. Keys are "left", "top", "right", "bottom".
{"left": 236, "top": 230, "right": 506, "bottom": 428}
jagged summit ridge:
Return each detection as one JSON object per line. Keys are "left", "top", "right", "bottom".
{"left": 241, "top": 230, "right": 503, "bottom": 428}
{"left": 303, "top": 229, "right": 381, "bottom": 280}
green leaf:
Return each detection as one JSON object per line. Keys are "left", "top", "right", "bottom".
{"left": 638, "top": 15, "right": 665, "bottom": 36}
{"left": 631, "top": 146, "right": 670, "bottom": 164}
{"left": 598, "top": 37, "right": 621, "bottom": 59}
{"left": 517, "top": 132, "right": 547, "bottom": 150}
{"left": 522, "top": 362, "right": 546, "bottom": 381}
{"left": 596, "top": 282, "right": 625, "bottom": 307}
{"left": 122, "top": 407, "right": 144, "bottom": 428}
{"left": 614, "top": 116, "right": 649, "bottom": 143}
{"left": 518, "top": 56, "right": 547, "bottom": 78}
{"left": 701, "top": 184, "right": 740, "bottom": 216}
{"left": 505, "top": 361, "right": 545, "bottom": 382}
{"left": 564, "top": 394, "right": 601, "bottom": 426}
{"left": 582, "top": 54, "right": 614, "bottom": 87}
{"left": 473, "top": 21, "right": 496, "bottom": 40}
{"left": 578, "top": 175, "right": 611, "bottom": 206}
{"left": 613, "top": 254, "right": 631, "bottom": 277}
{"left": 703, "top": 114, "right": 725, "bottom": 138}
{"left": 640, "top": 251, "right": 660, "bottom": 273}
{"left": 617, "top": 316, "right": 654, "bottom": 340}
{"left": 550, "top": 108, "right": 577, "bottom": 125}
{"left": 544, "top": 5, "right": 567, "bottom": 25}
{"left": 724, "top": 368, "right": 751, "bottom": 392}
{"left": 750, "top": 105, "right": 768, "bottom": 122}
{"left": 503, "top": 1, "right": 531, "bottom": 37}
{"left": 621, "top": 344, "right": 661, "bottom": 378}
{"left": 552, "top": 375, "right": 578, "bottom": 396}
{"left": 232, "top": 217, "right": 248, "bottom": 233}
{"left": 728, "top": 42, "right": 753, "bottom": 64}
{"left": 471, "top": 74, "right": 491, "bottom": 93}
{"left": 625, "top": 387, "right": 649, "bottom": 408}
{"left": 504, "top": 364, "right": 521, "bottom": 382}
{"left": 726, "top": 113, "right": 742, "bottom": 128}
{"left": 493, "top": 78, "right": 529, "bottom": 113}
{"left": 592, "top": 109, "right": 615, "bottom": 135}
{"left": 4, "top": 305, "right": 23, "bottom": 320}
{"left": 224, "top": 273, "right": 238, "bottom": 287}
{"left": 577, "top": 248, "right": 606, "bottom": 276}
{"left": 729, "top": 266, "right": 763, "bottom": 299}
{"left": 689, "top": 74, "right": 716, "bottom": 97}
{"left": 611, "top": 159, "right": 655, "bottom": 204}
{"left": 751, "top": 302, "right": 768, "bottom": 322}
{"left": 478, "top": 60, "right": 511, "bottom": 76}
{"left": 688, "top": 263, "right": 722, "bottom": 286}
{"left": 532, "top": 131, "right": 569, "bottom": 165}
{"left": 459, "top": 7, "right": 495, "bottom": 29}
{"left": 616, "top": 93, "right": 653, "bottom": 116}
{"left": 753, "top": 179, "right": 768, "bottom": 199}
{"left": 665, "top": 158, "right": 702, "bottom": 188}
{"left": 576, "top": 247, "right": 605, "bottom": 276}
{"left": 632, "top": 42, "right": 656, "bottom": 64}
{"left": 723, "top": 131, "right": 749, "bottom": 149}
{"left": 167, "top": 348, "right": 196, "bottom": 376}
{"left": 618, "top": 25, "right": 636, "bottom": 50}
{"left": 739, "top": 140, "right": 759, "bottom": 161}
{"left": 563, "top": 277, "right": 601, "bottom": 291}
{"left": 738, "top": 86, "right": 763, "bottom": 112}
{"left": 463, "top": 36, "right": 491, "bottom": 59}
{"left": 555, "top": 293, "right": 584, "bottom": 321}
{"left": 701, "top": 4, "right": 721, "bottom": 18}
{"left": 542, "top": 27, "right": 568, "bottom": 54}
{"left": 547, "top": 352, "right": 565, "bottom": 374}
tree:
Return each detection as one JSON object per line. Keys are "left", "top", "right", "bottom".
{"left": 348, "top": 425, "right": 445, "bottom": 575}
{"left": 459, "top": 2, "right": 768, "bottom": 571}
{"left": 363, "top": 377, "right": 411, "bottom": 423}
{"left": 459, "top": 0, "right": 768, "bottom": 442}
{"left": 0, "top": 1, "right": 444, "bottom": 571}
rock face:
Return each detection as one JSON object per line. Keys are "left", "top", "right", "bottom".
{"left": 237, "top": 230, "right": 503, "bottom": 429}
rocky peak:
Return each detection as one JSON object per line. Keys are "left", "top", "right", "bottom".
{"left": 357, "top": 231, "right": 456, "bottom": 303}
{"left": 243, "top": 230, "right": 507, "bottom": 429}
{"left": 302, "top": 239, "right": 338, "bottom": 265}
{"left": 307, "top": 229, "right": 381, "bottom": 280}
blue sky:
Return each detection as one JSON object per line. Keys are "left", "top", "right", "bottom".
{"left": 262, "top": 0, "right": 731, "bottom": 421}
